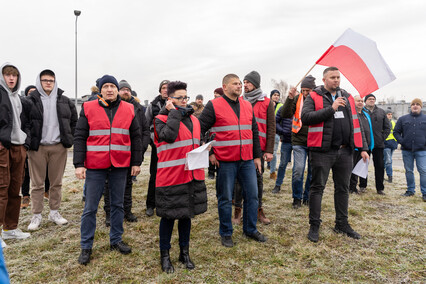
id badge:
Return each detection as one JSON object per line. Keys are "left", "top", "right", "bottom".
{"left": 334, "top": 111, "right": 344, "bottom": 119}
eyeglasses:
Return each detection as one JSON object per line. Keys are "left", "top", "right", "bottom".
{"left": 41, "top": 79, "right": 55, "bottom": 84}
{"left": 171, "top": 96, "right": 190, "bottom": 101}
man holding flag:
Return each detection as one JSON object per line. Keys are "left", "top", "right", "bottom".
{"left": 301, "top": 67, "right": 368, "bottom": 243}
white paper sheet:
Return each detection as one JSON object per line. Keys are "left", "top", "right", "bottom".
{"left": 352, "top": 158, "right": 369, "bottom": 179}
{"left": 185, "top": 141, "right": 215, "bottom": 170}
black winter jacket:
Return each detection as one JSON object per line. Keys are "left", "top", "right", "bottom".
{"left": 362, "top": 106, "right": 390, "bottom": 149}
{"left": 301, "top": 86, "right": 367, "bottom": 152}
{"left": 154, "top": 106, "right": 207, "bottom": 219}
{"left": 0, "top": 86, "right": 31, "bottom": 149}
{"left": 125, "top": 96, "right": 150, "bottom": 160}
{"left": 73, "top": 96, "right": 142, "bottom": 168}
{"left": 26, "top": 89, "right": 77, "bottom": 151}
{"left": 275, "top": 106, "right": 292, "bottom": 143}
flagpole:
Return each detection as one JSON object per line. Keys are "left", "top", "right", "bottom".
{"left": 294, "top": 63, "right": 316, "bottom": 89}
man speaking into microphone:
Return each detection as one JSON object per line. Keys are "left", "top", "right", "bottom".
{"left": 301, "top": 67, "right": 368, "bottom": 243}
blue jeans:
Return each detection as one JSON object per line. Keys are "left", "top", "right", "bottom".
{"left": 275, "top": 142, "right": 292, "bottom": 186}
{"left": 383, "top": 148, "right": 394, "bottom": 177}
{"left": 402, "top": 150, "right": 426, "bottom": 196}
{"left": 292, "top": 145, "right": 312, "bottom": 201}
{"left": 269, "top": 134, "right": 280, "bottom": 173}
{"left": 81, "top": 168, "right": 127, "bottom": 249}
{"left": 216, "top": 160, "right": 259, "bottom": 236}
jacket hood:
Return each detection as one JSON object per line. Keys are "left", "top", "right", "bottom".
{"left": 0, "top": 62, "right": 21, "bottom": 95}
{"left": 35, "top": 70, "right": 58, "bottom": 98}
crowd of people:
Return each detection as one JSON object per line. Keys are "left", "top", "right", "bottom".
{"left": 0, "top": 62, "right": 425, "bottom": 276}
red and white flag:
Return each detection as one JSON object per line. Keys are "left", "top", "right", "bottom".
{"left": 316, "top": 28, "right": 396, "bottom": 97}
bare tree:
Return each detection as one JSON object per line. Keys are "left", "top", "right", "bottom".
{"left": 271, "top": 79, "right": 289, "bottom": 102}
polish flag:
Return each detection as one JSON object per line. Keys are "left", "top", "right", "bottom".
{"left": 316, "top": 28, "right": 396, "bottom": 97}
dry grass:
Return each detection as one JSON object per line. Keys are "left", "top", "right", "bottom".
{"left": 4, "top": 149, "right": 426, "bottom": 283}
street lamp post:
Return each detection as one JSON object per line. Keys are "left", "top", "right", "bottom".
{"left": 74, "top": 10, "right": 81, "bottom": 105}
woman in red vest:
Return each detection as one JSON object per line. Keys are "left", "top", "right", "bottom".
{"left": 153, "top": 81, "right": 207, "bottom": 273}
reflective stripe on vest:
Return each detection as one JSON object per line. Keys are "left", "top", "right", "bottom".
{"left": 84, "top": 100, "right": 134, "bottom": 169}
{"left": 154, "top": 114, "right": 204, "bottom": 187}
{"left": 253, "top": 97, "right": 270, "bottom": 151}
{"left": 307, "top": 92, "right": 363, "bottom": 148}
{"left": 210, "top": 96, "right": 253, "bottom": 161}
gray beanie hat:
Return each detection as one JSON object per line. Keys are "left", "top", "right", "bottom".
{"left": 244, "top": 71, "right": 261, "bottom": 89}
{"left": 119, "top": 80, "right": 132, "bottom": 91}
{"left": 301, "top": 75, "right": 316, "bottom": 89}
{"left": 159, "top": 80, "right": 170, "bottom": 92}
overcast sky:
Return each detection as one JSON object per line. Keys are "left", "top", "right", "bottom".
{"left": 2, "top": 0, "right": 425, "bottom": 104}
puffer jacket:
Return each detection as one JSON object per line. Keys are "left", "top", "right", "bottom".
{"left": 301, "top": 86, "right": 367, "bottom": 152}
{"left": 26, "top": 89, "right": 77, "bottom": 151}
{"left": 154, "top": 106, "right": 207, "bottom": 219}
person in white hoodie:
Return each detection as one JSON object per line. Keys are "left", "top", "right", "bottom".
{"left": 26, "top": 69, "right": 77, "bottom": 231}
{"left": 0, "top": 63, "right": 31, "bottom": 247}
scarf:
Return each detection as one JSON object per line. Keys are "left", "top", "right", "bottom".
{"left": 243, "top": 88, "right": 265, "bottom": 104}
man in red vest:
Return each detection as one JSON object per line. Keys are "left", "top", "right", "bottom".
{"left": 73, "top": 75, "right": 142, "bottom": 265}
{"left": 199, "top": 74, "right": 266, "bottom": 248}
{"left": 232, "top": 71, "right": 275, "bottom": 225}
{"left": 301, "top": 67, "right": 368, "bottom": 243}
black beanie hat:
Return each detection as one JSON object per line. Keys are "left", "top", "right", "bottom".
{"left": 364, "top": 93, "right": 376, "bottom": 102}
{"left": 24, "top": 85, "right": 36, "bottom": 96}
{"left": 98, "top": 75, "right": 119, "bottom": 90}
{"left": 301, "top": 75, "right": 316, "bottom": 89}
{"left": 270, "top": 89, "right": 280, "bottom": 98}
{"left": 244, "top": 71, "right": 261, "bottom": 89}
{"left": 159, "top": 80, "right": 170, "bottom": 92}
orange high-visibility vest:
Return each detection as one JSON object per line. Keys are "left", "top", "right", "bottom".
{"left": 307, "top": 92, "right": 363, "bottom": 148}
{"left": 211, "top": 96, "right": 253, "bottom": 161}
{"left": 292, "top": 94, "right": 304, "bottom": 134}
{"left": 253, "top": 97, "right": 270, "bottom": 151}
{"left": 154, "top": 114, "right": 204, "bottom": 187}
{"left": 84, "top": 100, "right": 134, "bottom": 169}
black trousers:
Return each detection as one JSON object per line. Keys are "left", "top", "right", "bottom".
{"left": 104, "top": 168, "right": 132, "bottom": 215}
{"left": 372, "top": 147, "right": 385, "bottom": 192}
{"left": 309, "top": 148, "right": 352, "bottom": 226}
{"left": 349, "top": 150, "right": 369, "bottom": 191}
{"left": 234, "top": 154, "right": 264, "bottom": 209}
{"left": 208, "top": 161, "right": 216, "bottom": 175}
{"left": 146, "top": 143, "right": 158, "bottom": 209}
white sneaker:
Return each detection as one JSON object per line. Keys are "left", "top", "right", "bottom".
{"left": 48, "top": 211, "right": 68, "bottom": 225}
{"left": 0, "top": 237, "right": 6, "bottom": 248}
{"left": 2, "top": 228, "right": 31, "bottom": 240}
{"left": 28, "top": 215, "right": 42, "bottom": 231}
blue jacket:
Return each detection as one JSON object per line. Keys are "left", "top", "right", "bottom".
{"left": 275, "top": 106, "right": 292, "bottom": 143}
{"left": 394, "top": 112, "right": 426, "bottom": 152}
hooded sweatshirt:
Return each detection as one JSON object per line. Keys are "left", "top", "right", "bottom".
{"left": 35, "top": 72, "right": 61, "bottom": 145}
{"left": 0, "top": 63, "right": 27, "bottom": 145}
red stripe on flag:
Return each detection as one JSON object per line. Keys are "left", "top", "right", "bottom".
{"left": 316, "top": 45, "right": 379, "bottom": 97}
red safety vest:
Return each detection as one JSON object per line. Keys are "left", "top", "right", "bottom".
{"left": 307, "top": 92, "right": 363, "bottom": 148}
{"left": 253, "top": 97, "right": 270, "bottom": 151}
{"left": 211, "top": 96, "right": 253, "bottom": 161}
{"left": 154, "top": 114, "right": 204, "bottom": 187}
{"left": 84, "top": 100, "right": 134, "bottom": 169}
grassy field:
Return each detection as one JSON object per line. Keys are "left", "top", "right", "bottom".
{"left": 4, "top": 149, "right": 426, "bottom": 283}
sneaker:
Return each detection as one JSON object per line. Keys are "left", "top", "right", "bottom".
{"left": 334, "top": 223, "right": 361, "bottom": 239}
{"left": 307, "top": 225, "right": 319, "bottom": 242}
{"left": 272, "top": 185, "right": 281, "bottom": 194}
{"left": 243, "top": 231, "right": 267, "bottom": 242}
{"left": 110, "top": 241, "right": 132, "bottom": 255}
{"left": 401, "top": 192, "right": 415, "bottom": 197}
{"left": 2, "top": 228, "right": 30, "bottom": 240}
{"left": 28, "top": 215, "right": 42, "bottom": 231}
{"left": 221, "top": 235, "right": 234, "bottom": 247}
{"left": 21, "top": 196, "right": 30, "bottom": 209}
{"left": 269, "top": 172, "right": 277, "bottom": 180}
{"left": 48, "top": 211, "right": 68, "bottom": 225}
{"left": 0, "top": 237, "right": 6, "bottom": 248}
